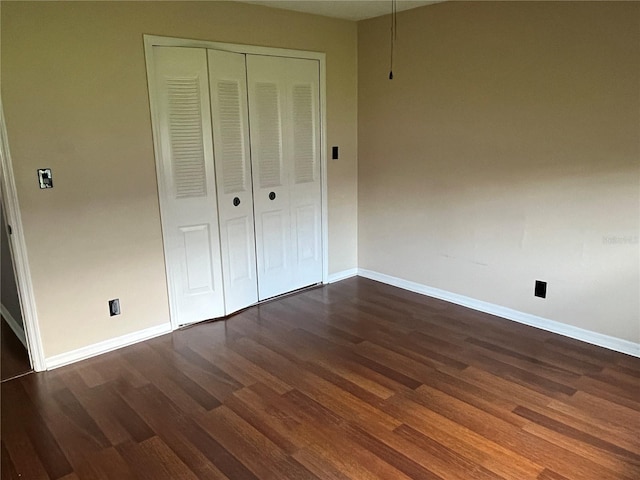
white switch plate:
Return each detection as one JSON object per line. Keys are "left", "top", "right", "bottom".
{"left": 37, "top": 168, "right": 53, "bottom": 189}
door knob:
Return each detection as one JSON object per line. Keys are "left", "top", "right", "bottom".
{"left": 269, "top": 192, "right": 276, "bottom": 200}
{"left": 233, "top": 197, "right": 241, "bottom": 206}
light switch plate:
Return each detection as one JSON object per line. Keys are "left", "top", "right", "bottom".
{"left": 37, "top": 168, "right": 53, "bottom": 189}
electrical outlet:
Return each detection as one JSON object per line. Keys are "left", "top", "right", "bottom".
{"left": 109, "top": 299, "right": 121, "bottom": 316}
{"left": 534, "top": 281, "right": 547, "bottom": 298}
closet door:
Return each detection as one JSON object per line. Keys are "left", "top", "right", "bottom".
{"left": 247, "top": 56, "right": 322, "bottom": 300}
{"left": 152, "top": 46, "right": 225, "bottom": 325}
{"left": 208, "top": 50, "right": 258, "bottom": 314}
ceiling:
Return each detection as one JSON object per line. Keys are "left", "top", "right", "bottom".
{"left": 235, "top": 1, "right": 442, "bottom": 21}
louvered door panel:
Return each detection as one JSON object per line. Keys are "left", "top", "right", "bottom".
{"left": 167, "top": 78, "right": 208, "bottom": 198}
{"left": 209, "top": 49, "right": 258, "bottom": 314}
{"left": 254, "top": 83, "right": 283, "bottom": 189}
{"left": 292, "top": 84, "right": 316, "bottom": 184}
{"left": 152, "top": 46, "right": 225, "bottom": 325}
{"left": 216, "top": 80, "right": 246, "bottom": 194}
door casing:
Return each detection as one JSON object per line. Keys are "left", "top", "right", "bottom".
{"left": 0, "top": 102, "right": 46, "bottom": 371}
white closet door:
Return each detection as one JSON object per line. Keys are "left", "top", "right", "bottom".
{"left": 208, "top": 50, "right": 258, "bottom": 314}
{"left": 152, "top": 46, "right": 225, "bottom": 325}
{"left": 247, "top": 56, "right": 322, "bottom": 300}
{"left": 288, "top": 60, "right": 323, "bottom": 290}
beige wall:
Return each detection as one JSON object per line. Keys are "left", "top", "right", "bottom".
{"left": 358, "top": 2, "right": 639, "bottom": 342}
{"left": 2, "top": 1, "right": 358, "bottom": 357}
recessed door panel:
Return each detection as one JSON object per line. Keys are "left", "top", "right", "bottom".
{"left": 295, "top": 205, "right": 317, "bottom": 262}
{"left": 262, "top": 211, "right": 287, "bottom": 272}
{"left": 226, "top": 217, "right": 252, "bottom": 283}
{"left": 181, "top": 225, "right": 214, "bottom": 293}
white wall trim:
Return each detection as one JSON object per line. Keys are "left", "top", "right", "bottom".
{"left": 320, "top": 50, "right": 329, "bottom": 286}
{"left": 357, "top": 269, "right": 640, "bottom": 358}
{"left": 327, "top": 268, "right": 358, "bottom": 283}
{"left": 0, "top": 304, "right": 27, "bottom": 348}
{"left": 45, "top": 323, "right": 172, "bottom": 370}
{"left": 0, "top": 101, "right": 46, "bottom": 371}
{"left": 143, "top": 35, "right": 327, "bottom": 61}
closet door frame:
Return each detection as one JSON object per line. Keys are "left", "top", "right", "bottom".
{"left": 144, "top": 35, "right": 328, "bottom": 330}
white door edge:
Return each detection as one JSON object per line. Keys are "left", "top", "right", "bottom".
{"left": 144, "top": 35, "right": 326, "bottom": 63}
{"left": 319, "top": 58, "right": 329, "bottom": 285}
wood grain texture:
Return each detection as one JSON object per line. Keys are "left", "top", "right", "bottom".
{"left": 1, "top": 317, "right": 32, "bottom": 381}
{"left": 1, "top": 277, "right": 638, "bottom": 479}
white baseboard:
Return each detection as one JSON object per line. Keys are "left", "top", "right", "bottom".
{"left": 35, "top": 269, "right": 640, "bottom": 370}
{"left": 45, "top": 323, "right": 172, "bottom": 370}
{"left": 327, "top": 268, "right": 359, "bottom": 284}
{"left": 1, "top": 304, "right": 27, "bottom": 348}
{"left": 357, "top": 269, "right": 640, "bottom": 358}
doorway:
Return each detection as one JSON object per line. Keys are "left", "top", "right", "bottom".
{"left": 1, "top": 203, "right": 31, "bottom": 381}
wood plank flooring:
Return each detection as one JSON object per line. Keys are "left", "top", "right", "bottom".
{"left": 1, "top": 277, "right": 639, "bottom": 479}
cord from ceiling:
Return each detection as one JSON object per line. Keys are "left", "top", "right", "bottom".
{"left": 389, "top": 0, "right": 397, "bottom": 79}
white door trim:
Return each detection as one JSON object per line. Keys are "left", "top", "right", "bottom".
{"left": 143, "top": 35, "right": 329, "bottom": 330}
{"left": 0, "top": 100, "right": 46, "bottom": 371}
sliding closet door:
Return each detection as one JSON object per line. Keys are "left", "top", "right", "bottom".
{"left": 247, "top": 56, "right": 322, "bottom": 300}
{"left": 152, "top": 47, "right": 225, "bottom": 325}
{"left": 208, "top": 50, "right": 258, "bottom": 314}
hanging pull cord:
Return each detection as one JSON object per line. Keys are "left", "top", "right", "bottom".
{"left": 389, "top": 0, "right": 397, "bottom": 80}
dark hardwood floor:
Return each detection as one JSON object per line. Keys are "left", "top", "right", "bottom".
{"left": 1, "top": 316, "right": 32, "bottom": 382}
{"left": 1, "top": 277, "right": 639, "bottom": 479}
